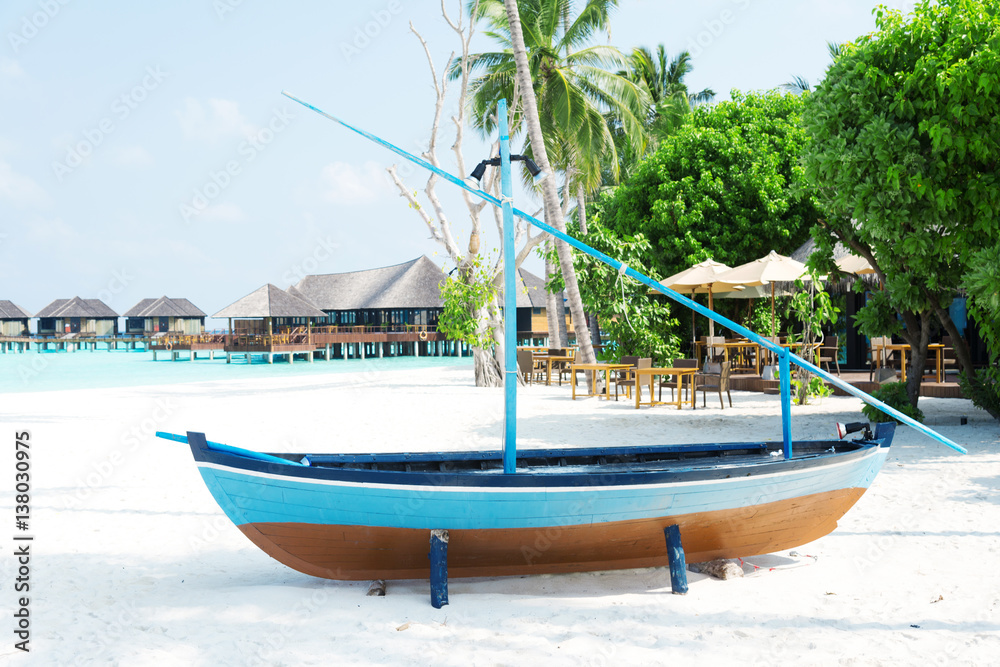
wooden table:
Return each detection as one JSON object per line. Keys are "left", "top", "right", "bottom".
{"left": 570, "top": 363, "right": 633, "bottom": 400}
{"left": 535, "top": 355, "right": 575, "bottom": 386}
{"left": 875, "top": 343, "right": 944, "bottom": 383}
{"left": 695, "top": 340, "right": 762, "bottom": 374}
{"left": 758, "top": 341, "right": 820, "bottom": 370}
{"left": 632, "top": 367, "right": 699, "bottom": 410}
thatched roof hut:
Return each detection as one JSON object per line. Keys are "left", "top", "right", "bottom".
{"left": 289, "top": 256, "right": 445, "bottom": 311}
{"left": 125, "top": 296, "right": 206, "bottom": 318}
{"left": 214, "top": 284, "right": 326, "bottom": 319}
{"left": 124, "top": 297, "right": 207, "bottom": 335}
{"left": 36, "top": 297, "right": 118, "bottom": 319}
{"left": 0, "top": 300, "right": 31, "bottom": 336}
{"left": 510, "top": 267, "right": 551, "bottom": 308}
{"left": 0, "top": 300, "right": 31, "bottom": 319}
{"left": 34, "top": 297, "right": 119, "bottom": 336}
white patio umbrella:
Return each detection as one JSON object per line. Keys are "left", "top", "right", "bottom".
{"left": 835, "top": 253, "right": 876, "bottom": 275}
{"left": 714, "top": 250, "right": 814, "bottom": 335}
{"left": 655, "top": 258, "right": 742, "bottom": 346}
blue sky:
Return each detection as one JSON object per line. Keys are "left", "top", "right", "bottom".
{"left": 0, "top": 0, "right": 913, "bottom": 322}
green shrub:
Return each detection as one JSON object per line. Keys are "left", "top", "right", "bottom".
{"left": 861, "top": 382, "right": 924, "bottom": 424}
{"left": 958, "top": 367, "right": 1000, "bottom": 421}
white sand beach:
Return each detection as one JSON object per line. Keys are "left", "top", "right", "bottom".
{"left": 3, "top": 363, "right": 999, "bottom": 665}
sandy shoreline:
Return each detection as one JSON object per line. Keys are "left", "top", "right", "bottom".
{"left": 3, "top": 364, "right": 998, "bottom": 665}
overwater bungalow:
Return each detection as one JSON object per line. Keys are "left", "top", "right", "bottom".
{"left": 0, "top": 301, "right": 31, "bottom": 337}
{"left": 34, "top": 297, "right": 119, "bottom": 337}
{"left": 513, "top": 267, "right": 573, "bottom": 343}
{"left": 289, "top": 256, "right": 445, "bottom": 330}
{"left": 124, "top": 297, "right": 207, "bottom": 336}
{"left": 213, "top": 284, "right": 327, "bottom": 363}
{"left": 289, "top": 256, "right": 568, "bottom": 343}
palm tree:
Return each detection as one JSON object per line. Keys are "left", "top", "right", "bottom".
{"left": 609, "top": 45, "right": 715, "bottom": 181}
{"left": 782, "top": 42, "right": 842, "bottom": 95}
{"left": 781, "top": 75, "right": 812, "bottom": 95}
{"left": 625, "top": 46, "right": 714, "bottom": 123}
{"left": 456, "top": 0, "right": 649, "bottom": 195}
{"left": 495, "top": 0, "right": 609, "bottom": 369}
{"left": 457, "top": 0, "right": 647, "bottom": 353}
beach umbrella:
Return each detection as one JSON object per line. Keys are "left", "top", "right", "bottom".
{"left": 835, "top": 254, "right": 876, "bottom": 275}
{"left": 714, "top": 250, "right": 814, "bottom": 335}
{"left": 655, "top": 259, "right": 742, "bottom": 346}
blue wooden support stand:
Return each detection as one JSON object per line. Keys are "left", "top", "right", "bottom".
{"left": 429, "top": 529, "right": 449, "bottom": 608}
{"left": 664, "top": 525, "right": 689, "bottom": 595}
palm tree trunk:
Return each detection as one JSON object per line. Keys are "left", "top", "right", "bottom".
{"left": 544, "top": 247, "right": 563, "bottom": 348}
{"left": 503, "top": 0, "right": 596, "bottom": 374}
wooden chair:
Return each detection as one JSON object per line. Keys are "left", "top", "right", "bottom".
{"left": 659, "top": 358, "right": 698, "bottom": 402}
{"left": 868, "top": 336, "right": 897, "bottom": 381}
{"left": 556, "top": 348, "right": 576, "bottom": 385}
{"left": 704, "top": 336, "right": 725, "bottom": 363}
{"left": 546, "top": 348, "right": 568, "bottom": 385}
{"left": 695, "top": 361, "right": 732, "bottom": 409}
{"left": 817, "top": 335, "right": 840, "bottom": 375}
{"left": 761, "top": 336, "right": 781, "bottom": 367}
{"left": 941, "top": 336, "right": 959, "bottom": 382}
{"left": 612, "top": 356, "right": 638, "bottom": 400}
{"left": 516, "top": 349, "right": 535, "bottom": 385}
{"left": 615, "top": 357, "right": 650, "bottom": 401}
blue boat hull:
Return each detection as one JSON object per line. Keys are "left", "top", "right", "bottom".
{"left": 160, "top": 424, "right": 894, "bottom": 580}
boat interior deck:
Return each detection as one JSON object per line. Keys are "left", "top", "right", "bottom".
{"left": 272, "top": 440, "right": 869, "bottom": 475}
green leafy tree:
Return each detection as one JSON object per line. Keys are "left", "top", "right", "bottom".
{"left": 960, "top": 243, "right": 1000, "bottom": 418}
{"left": 800, "top": 0, "right": 1000, "bottom": 410}
{"left": 598, "top": 90, "right": 818, "bottom": 281}
{"left": 438, "top": 255, "right": 500, "bottom": 350}
{"left": 547, "top": 218, "right": 680, "bottom": 362}
{"left": 785, "top": 270, "right": 840, "bottom": 404}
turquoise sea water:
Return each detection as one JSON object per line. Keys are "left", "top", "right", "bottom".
{"left": 0, "top": 347, "right": 471, "bottom": 394}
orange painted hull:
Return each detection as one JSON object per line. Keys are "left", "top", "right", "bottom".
{"left": 238, "top": 487, "right": 867, "bottom": 580}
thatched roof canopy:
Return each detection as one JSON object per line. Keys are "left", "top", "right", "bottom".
{"left": 291, "top": 256, "right": 557, "bottom": 312}
{"left": 35, "top": 297, "right": 118, "bottom": 318}
{"left": 290, "top": 256, "right": 445, "bottom": 310}
{"left": 507, "top": 268, "right": 552, "bottom": 308}
{"left": 790, "top": 238, "right": 879, "bottom": 294}
{"left": 213, "top": 284, "right": 326, "bottom": 318}
{"left": 124, "top": 296, "right": 206, "bottom": 318}
{"left": 0, "top": 300, "right": 31, "bottom": 319}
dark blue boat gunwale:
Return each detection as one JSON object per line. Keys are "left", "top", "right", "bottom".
{"left": 168, "top": 426, "right": 895, "bottom": 489}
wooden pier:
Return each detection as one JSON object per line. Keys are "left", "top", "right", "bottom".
{"left": 1, "top": 325, "right": 471, "bottom": 363}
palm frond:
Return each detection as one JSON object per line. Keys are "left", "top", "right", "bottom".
{"left": 780, "top": 75, "right": 811, "bottom": 95}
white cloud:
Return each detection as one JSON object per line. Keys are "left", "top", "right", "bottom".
{"left": 112, "top": 145, "right": 153, "bottom": 168}
{"left": 200, "top": 203, "right": 245, "bottom": 223}
{"left": 0, "top": 160, "right": 47, "bottom": 208}
{"left": 175, "top": 98, "right": 257, "bottom": 143}
{"left": 25, "top": 216, "right": 77, "bottom": 244}
{"left": 0, "top": 58, "right": 25, "bottom": 80}
{"left": 318, "top": 160, "right": 389, "bottom": 205}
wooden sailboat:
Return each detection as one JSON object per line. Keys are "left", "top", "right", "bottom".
{"left": 157, "top": 95, "right": 964, "bottom": 584}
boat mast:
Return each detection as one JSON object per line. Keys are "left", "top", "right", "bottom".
{"left": 280, "top": 91, "right": 967, "bottom": 457}
{"left": 499, "top": 99, "right": 518, "bottom": 474}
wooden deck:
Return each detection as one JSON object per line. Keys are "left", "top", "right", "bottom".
{"left": 730, "top": 370, "right": 966, "bottom": 399}
{"left": 0, "top": 329, "right": 471, "bottom": 363}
